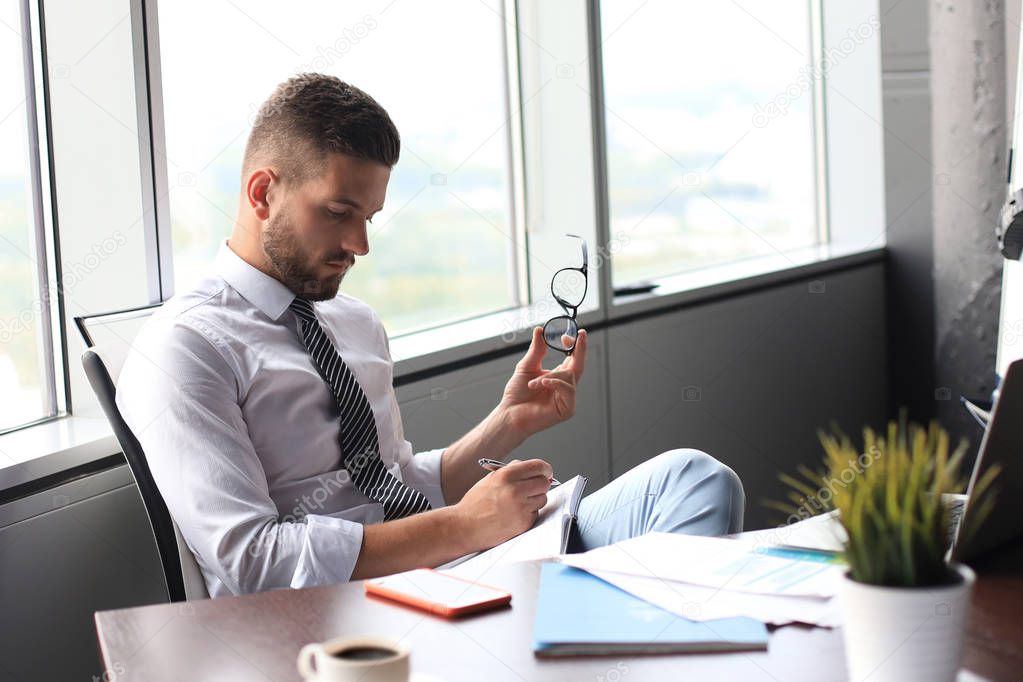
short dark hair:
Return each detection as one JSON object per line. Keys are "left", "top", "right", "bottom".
{"left": 243, "top": 73, "right": 400, "bottom": 184}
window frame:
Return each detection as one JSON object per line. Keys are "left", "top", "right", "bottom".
{"left": 0, "top": 0, "right": 887, "bottom": 450}
{"left": 136, "top": 0, "right": 530, "bottom": 330}
{"left": 592, "top": 0, "right": 828, "bottom": 301}
{"left": 125, "top": 0, "right": 885, "bottom": 375}
{"left": 590, "top": 0, "right": 885, "bottom": 322}
{"left": 0, "top": 0, "right": 68, "bottom": 436}
{"left": 130, "top": 0, "right": 175, "bottom": 303}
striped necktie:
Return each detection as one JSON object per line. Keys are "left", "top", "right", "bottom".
{"left": 289, "top": 297, "right": 432, "bottom": 521}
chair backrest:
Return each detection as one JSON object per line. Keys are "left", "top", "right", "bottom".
{"left": 78, "top": 307, "right": 209, "bottom": 601}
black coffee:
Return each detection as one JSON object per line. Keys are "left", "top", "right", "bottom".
{"left": 332, "top": 646, "right": 396, "bottom": 661}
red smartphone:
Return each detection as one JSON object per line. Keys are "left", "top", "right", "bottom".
{"left": 365, "top": 569, "right": 512, "bottom": 618}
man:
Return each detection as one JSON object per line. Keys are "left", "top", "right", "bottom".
{"left": 118, "top": 74, "right": 744, "bottom": 597}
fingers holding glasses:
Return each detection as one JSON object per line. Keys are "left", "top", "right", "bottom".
{"left": 516, "top": 327, "right": 548, "bottom": 373}
{"left": 565, "top": 328, "right": 587, "bottom": 380}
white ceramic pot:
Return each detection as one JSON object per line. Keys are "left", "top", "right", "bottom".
{"left": 838, "top": 563, "right": 975, "bottom": 682}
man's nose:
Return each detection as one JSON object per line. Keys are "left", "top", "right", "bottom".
{"left": 344, "top": 222, "right": 370, "bottom": 256}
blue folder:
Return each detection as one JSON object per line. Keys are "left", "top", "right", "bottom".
{"left": 533, "top": 563, "right": 769, "bottom": 656}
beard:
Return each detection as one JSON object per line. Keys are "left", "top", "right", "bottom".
{"left": 262, "top": 207, "right": 351, "bottom": 301}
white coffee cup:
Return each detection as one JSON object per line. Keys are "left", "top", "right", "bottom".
{"left": 297, "top": 635, "right": 410, "bottom": 682}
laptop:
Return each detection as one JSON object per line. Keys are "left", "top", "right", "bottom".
{"left": 950, "top": 357, "right": 1023, "bottom": 562}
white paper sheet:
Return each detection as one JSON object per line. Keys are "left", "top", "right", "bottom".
{"left": 584, "top": 569, "right": 841, "bottom": 627}
{"left": 558, "top": 532, "right": 843, "bottom": 598}
{"left": 443, "top": 475, "right": 585, "bottom": 582}
{"left": 737, "top": 510, "right": 847, "bottom": 554}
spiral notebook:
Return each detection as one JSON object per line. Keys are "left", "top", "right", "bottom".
{"left": 442, "top": 475, "right": 587, "bottom": 580}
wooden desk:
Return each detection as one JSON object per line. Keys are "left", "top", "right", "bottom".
{"left": 962, "top": 544, "right": 1023, "bottom": 681}
{"left": 94, "top": 559, "right": 1022, "bottom": 682}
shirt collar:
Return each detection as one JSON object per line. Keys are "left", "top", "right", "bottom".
{"left": 215, "top": 240, "right": 296, "bottom": 322}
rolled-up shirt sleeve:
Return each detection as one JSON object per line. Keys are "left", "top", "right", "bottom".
{"left": 117, "top": 319, "right": 364, "bottom": 596}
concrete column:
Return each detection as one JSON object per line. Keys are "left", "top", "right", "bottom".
{"left": 930, "top": 0, "right": 1006, "bottom": 451}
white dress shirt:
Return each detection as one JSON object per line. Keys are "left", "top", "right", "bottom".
{"left": 116, "top": 241, "right": 447, "bottom": 597}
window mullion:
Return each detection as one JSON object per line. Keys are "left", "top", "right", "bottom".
{"left": 585, "top": 0, "right": 613, "bottom": 323}
{"left": 810, "top": 0, "right": 831, "bottom": 247}
{"left": 20, "top": 0, "right": 59, "bottom": 418}
{"left": 130, "top": 0, "right": 175, "bottom": 304}
{"left": 503, "top": 0, "right": 531, "bottom": 309}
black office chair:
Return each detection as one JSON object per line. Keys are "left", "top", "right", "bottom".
{"left": 77, "top": 307, "right": 209, "bottom": 602}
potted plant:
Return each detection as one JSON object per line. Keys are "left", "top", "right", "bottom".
{"left": 779, "top": 417, "right": 999, "bottom": 682}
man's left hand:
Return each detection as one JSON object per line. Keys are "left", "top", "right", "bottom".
{"left": 498, "top": 326, "right": 587, "bottom": 437}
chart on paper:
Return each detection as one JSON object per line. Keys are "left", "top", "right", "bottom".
{"left": 559, "top": 532, "right": 843, "bottom": 598}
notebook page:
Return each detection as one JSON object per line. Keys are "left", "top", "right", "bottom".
{"left": 443, "top": 475, "right": 586, "bottom": 581}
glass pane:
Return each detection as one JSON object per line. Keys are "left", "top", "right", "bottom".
{"left": 601, "top": 0, "right": 817, "bottom": 287}
{"left": 0, "top": 2, "right": 50, "bottom": 432}
{"left": 158, "top": 0, "right": 516, "bottom": 335}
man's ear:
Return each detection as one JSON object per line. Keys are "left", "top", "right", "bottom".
{"left": 245, "top": 168, "right": 277, "bottom": 221}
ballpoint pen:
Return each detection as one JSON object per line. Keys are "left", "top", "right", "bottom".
{"left": 478, "top": 458, "right": 562, "bottom": 487}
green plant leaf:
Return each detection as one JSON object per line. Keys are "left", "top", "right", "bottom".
{"left": 772, "top": 414, "right": 998, "bottom": 587}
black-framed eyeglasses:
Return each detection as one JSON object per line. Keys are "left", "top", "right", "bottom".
{"left": 543, "top": 233, "right": 588, "bottom": 355}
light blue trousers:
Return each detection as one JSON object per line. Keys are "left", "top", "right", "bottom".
{"left": 572, "top": 449, "right": 745, "bottom": 552}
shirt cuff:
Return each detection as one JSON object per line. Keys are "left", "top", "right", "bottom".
{"left": 290, "top": 514, "right": 365, "bottom": 588}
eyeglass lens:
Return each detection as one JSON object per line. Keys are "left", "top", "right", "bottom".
{"left": 552, "top": 268, "right": 586, "bottom": 307}
{"left": 543, "top": 316, "right": 579, "bottom": 352}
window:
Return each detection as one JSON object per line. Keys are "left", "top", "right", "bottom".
{"left": 599, "top": 0, "right": 819, "bottom": 288}
{"left": 0, "top": 0, "right": 58, "bottom": 433}
{"left": 157, "top": 0, "right": 520, "bottom": 335}
{"left": 0, "top": 0, "right": 881, "bottom": 434}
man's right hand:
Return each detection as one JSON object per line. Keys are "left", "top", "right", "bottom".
{"left": 453, "top": 458, "right": 553, "bottom": 553}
